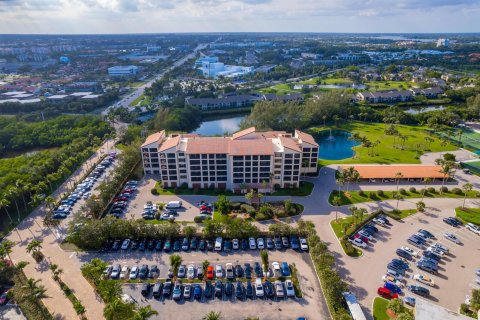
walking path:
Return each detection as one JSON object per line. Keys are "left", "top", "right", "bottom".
{"left": 6, "top": 139, "right": 114, "bottom": 320}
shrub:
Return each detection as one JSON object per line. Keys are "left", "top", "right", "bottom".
{"left": 409, "top": 186, "right": 417, "bottom": 193}
{"left": 275, "top": 209, "right": 288, "bottom": 218}
{"left": 358, "top": 190, "right": 366, "bottom": 197}
{"left": 150, "top": 188, "right": 159, "bottom": 195}
{"left": 274, "top": 183, "right": 281, "bottom": 190}
{"left": 240, "top": 204, "right": 255, "bottom": 213}
{"left": 440, "top": 186, "right": 448, "bottom": 193}
{"left": 193, "top": 216, "right": 203, "bottom": 223}
{"left": 342, "top": 240, "right": 357, "bottom": 256}
{"left": 369, "top": 191, "right": 377, "bottom": 199}
{"left": 427, "top": 187, "right": 436, "bottom": 193}
{"left": 399, "top": 188, "right": 407, "bottom": 195}
{"left": 255, "top": 212, "right": 270, "bottom": 221}
{"left": 451, "top": 187, "right": 463, "bottom": 195}
{"left": 377, "top": 190, "right": 384, "bottom": 196}
{"left": 231, "top": 202, "right": 241, "bottom": 210}
{"left": 180, "top": 182, "right": 188, "bottom": 189}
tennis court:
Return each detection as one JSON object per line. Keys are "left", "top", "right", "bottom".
{"left": 439, "top": 128, "right": 480, "bottom": 152}
{"left": 462, "top": 160, "right": 480, "bottom": 174}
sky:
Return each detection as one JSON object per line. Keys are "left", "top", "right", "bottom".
{"left": 0, "top": 0, "right": 479, "bottom": 34}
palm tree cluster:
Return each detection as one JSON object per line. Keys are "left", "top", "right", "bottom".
{"left": 26, "top": 239, "right": 44, "bottom": 263}
{"left": 337, "top": 167, "right": 361, "bottom": 195}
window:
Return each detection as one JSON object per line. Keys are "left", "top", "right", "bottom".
{"left": 209, "top": 177, "right": 216, "bottom": 181}
{"left": 201, "top": 154, "right": 208, "bottom": 159}
{"left": 179, "top": 170, "right": 186, "bottom": 174}
{"left": 168, "top": 165, "right": 176, "bottom": 169}
{"left": 260, "top": 155, "right": 270, "bottom": 160}
{"left": 233, "top": 162, "right": 243, "bottom": 167}
{"left": 285, "top": 154, "right": 293, "bottom": 159}
{"left": 233, "top": 156, "right": 243, "bottom": 161}
{"left": 233, "top": 173, "right": 243, "bottom": 178}
{"left": 284, "top": 176, "right": 291, "bottom": 181}
{"left": 245, "top": 167, "right": 251, "bottom": 172}
{"left": 190, "top": 154, "right": 200, "bottom": 159}
{"left": 217, "top": 154, "right": 227, "bottom": 159}
{"left": 284, "top": 165, "right": 292, "bottom": 170}
{"left": 312, "top": 148, "right": 318, "bottom": 153}
{"left": 245, "top": 179, "right": 251, "bottom": 183}
{"left": 161, "top": 170, "right": 168, "bottom": 175}
{"left": 169, "top": 170, "right": 177, "bottom": 175}
{"left": 285, "top": 160, "right": 292, "bottom": 165}
{"left": 151, "top": 158, "right": 159, "bottom": 163}
{"left": 233, "top": 179, "right": 243, "bottom": 183}
{"left": 217, "top": 165, "right": 227, "bottom": 170}
{"left": 192, "top": 177, "right": 201, "bottom": 182}
{"left": 191, "top": 171, "right": 201, "bottom": 176}
{"left": 178, "top": 152, "right": 184, "bottom": 157}
{"left": 217, "top": 171, "right": 227, "bottom": 176}
{"left": 202, "top": 160, "right": 208, "bottom": 164}
{"left": 252, "top": 161, "right": 258, "bottom": 167}
{"left": 190, "top": 160, "right": 200, "bottom": 165}
{"left": 180, "top": 175, "right": 187, "bottom": 179}
{"left": 167, "top": 153, "right": 175, "bottom": 158}
{"left": 150, "top": 153, "right": 158, "bottom": 158}
{"left": 142, "top": 148, "right": 149, "bottom": 153}
{"left": 303, "top": 148, "right": 311, "bottom": 152}
{"left": 149, "top": 148, "right": 157, "bottom": 152}
{"left": 245, "top": 156, "right": 251, "bottom": 160}
{"left": 202, "top": 166, "right": 208, "bottom": 171}
{"left": 202, "top": 177, "right": 208, "bottom": 181}
{"left": 216, "top": 160, "right": 227, "bottom": 165}
{"left": 284, "top": 171, "right": 292, "bottom": 175}
{"left": 209, "top": 160, "right": 215, "bottom": 164}
{"left": 260, "top": 161, "right": 270, "bottom": 166}
{"left": 218, "top": 176, "right": 227, "bottom": 181}
{"left": 260, "top": 167, "right": 270, "bottom": 172}
{"left": 170, "top": 176, "right": 177, "bottom": 180}
{"left": 294, "top": 154, "right": 300, "bottom": 158}
{"left": 168, "top": 159, "right": 176, "bottom": 164}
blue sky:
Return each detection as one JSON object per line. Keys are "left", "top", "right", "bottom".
{"left": 0, "top": 0, "right": 479, "bottom": 34}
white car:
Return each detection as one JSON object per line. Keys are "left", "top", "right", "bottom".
{"left": 400, "top": 246, "right": 417, "bottom": 257}
{"left": 257, "top": 238, "right": 265, "bottom": 249}
{"left": 215, "top": 264, "right": 223, "bottom": 278}
{"left": 466, "top": 223, "right": 480, "bottom": 235}
{"left": 232, "top": 238, "right": 239, "bottom": 250}
{"left": 121, "top": 239, "right": 131, "bottom": 250}
{"left": 382, "top": 275, "right": 403, "bottom": 288}
{"left": 249, "top": 237, "right": 257, "bottom": 250}
{"left": 285, "top": 279, "right": 295, "bottom": 297}
{"left": 413, "top": 274, "right": 435, "bottom": 287}
{"left": 373, "top": 217, "right": 386, "bottom": 226}
{"left": 129, "top": 265, "right": 139, "bottom": 279}
{"left": 225, "top": 263, "right": 234, "bottom": 279}
{"left": 274, "top": 280, "right": 284, "bottom": 298}
{"left": 187, "top": 264, "right": 195, "bottom": 279}
{"left": 272, "top": 262, "right": 281, "bottom": 277}
{"left": 444, "top": 232, "right": 461, "bottom": 244}
{"left": 358, "top": 230, "right": 373, "bottom": 240}
{"left": 427, "top": 246, "right": 444, "bottom": 256}
{"left": 300, "top": 238, "right": 308, "bottom": 251}
{"left": 110, "top": 264, "right": 121, "bottom": 278}
{"left": 386, "top": 270, "right": 404, "bottom": 281}
{"left": 255, "top": 278, "right": 264, "bottom": 297}
{"left": 119, "top": 265, "right": 130, "bottom": 279}
{"left": 348, "top": 237, "right": 367, "bottom": 248}
{"left": 431, "top": 243, "right": 449, "bottom": 254}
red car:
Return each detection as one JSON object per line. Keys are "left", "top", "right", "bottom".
{"left": 122, "top": 189, "right": 135, "bottom": 193}
{"left": 354, "top": 234, "right": 369, "bottom": 244}
{"left": 114, "top": 197, "right": 128, "bottom": 202}
{"left": 206, "top": 266, "right": 214, "bottom": 280}
{"left": 200, "top": 205, "right": 212, "bottom": 212}
{"left": 377, "top": 287, "right": 398, "bottom": 299}
{"left": 0, "top": 288, "right": 11, "bottom": 305}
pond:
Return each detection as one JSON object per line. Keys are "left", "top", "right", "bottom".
{"left": 191, "top": 115, "right": 245, "bottom": 136}
{"left": 317, "top": 84, "right": 366, "bottom": 90}
{"left": 315, "top": 130, "right": 360, "bottom": 160}
{"left": 404, "top": 105, "right": 445, "bottom": 115}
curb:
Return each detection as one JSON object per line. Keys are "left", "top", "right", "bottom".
{"left": 328, "top": 221, "right": 364, "bottom": 259}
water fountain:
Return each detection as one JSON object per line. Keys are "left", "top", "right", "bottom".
{"left": 326, "top": 128, "right": 336, "bottom": 141}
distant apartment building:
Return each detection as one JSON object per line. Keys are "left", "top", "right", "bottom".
{"left": 140, "top": 128, "right": 318, "bottom": 192}
{"left": 301, "top": 53, "right": 323, "bottom": 60}
{"left": 195, "top": 56, "right": 254, "bottom": 79}
{"left": 108, "top": 65, "right": 139, "bottom": 77}
{"left": 356, "top": 90, "right": 413, "bottom": 103}
{"left": 64, "top": 81, "right": 100, "bottom": 93}
{"left": 436, "top": 38, "right": 450, "bottom": 47}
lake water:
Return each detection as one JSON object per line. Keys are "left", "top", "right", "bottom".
{"left": 315, "top": 130, "right": 360, "bottom": 160}
{"left": 404, "top": 106, "right": 445, "bottom": 115}
{"left": 191, "top": 115, "right": 245, "bottom": 136}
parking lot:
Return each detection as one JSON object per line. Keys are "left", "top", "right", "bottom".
{"left": 339, "top": 207, "right": 480, "bottom": 313}
{"left": 124, "top": 177, "right": 202, "bottom": 221}
{"left": 74, "top": 250, "right": 329, "bottom": 320}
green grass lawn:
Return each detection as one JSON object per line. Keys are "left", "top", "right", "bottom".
{"left": 271, "top": 181, "right": 314, "bottom": 196}
{"left": 309, "top": 121, "right": 457, "bottom": 165}
{"left": 455, "top": 207, "right": 480, "bottom": 225}
{"left": 329, "top": 189, "right": 479, "bottom": 206}
{"left": 129, "top": 94, "right": 151, "bottom": 107}
{"left": 330, "top": 214, "right": 371, "bottom": 257}
{"left": 373, "top": 297, "right": 390, "bottom": 320}
{"left": 364, "top": 80, "right": 413, "bottom": 91}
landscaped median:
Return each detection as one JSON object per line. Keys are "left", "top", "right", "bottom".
{"left": 329, "top": 187, "right": 479, "bottom": 206}
{"left": 455, "top": 207, "right": 480, "bottom": 225}
{"left": 373, "top": 297, "right": 389, "bottom": 320}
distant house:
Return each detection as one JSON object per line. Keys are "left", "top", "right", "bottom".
{"left": 356, "top": 90, "right": 413, "bottom": 103}
{"left": 410, "top": 87, "right": 444, "bottom": 98}
{"left": 262, "top": 93, "right": 304, "bottom": 103}
{"left": 64, "top": 81, "right": 100, "bottom": 93}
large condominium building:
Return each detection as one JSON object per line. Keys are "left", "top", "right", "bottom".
{"left": 141, "top": 128, "right": 318, "bottom": 192}
{"left": 108, "top": 65, "right": 139, "bottom": 77}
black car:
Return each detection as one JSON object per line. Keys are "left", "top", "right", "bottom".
{"left": 215, "top": 281, "right": 223, "bottom": 298}
{"left": 264, "top": 281, "right": 274, "bottom": 298}
{"left": 148, "top": 265, "right": 160, "bottom": 278}
{"left": 423, "top": 250, "right": 441, "bottom": 261}
{"left": 235, "top": 281, "right": 244, "bottom": 299}
{"left": 190, "top": 238, "right": 198, "bottom": 251}
{"left": 147, "top": 239, "right": 155, "bottom": 251}
{"left": 224, "top": 240, "right": 232, "bottom": 252}
{"left": 235, "top": 264, "right": 244, "bottom": 278}
{"left": 266, "top": 238, "right": 274, "bottom": 250}
{"left": 450, "top": 217, "right": 463, "bottom": 226}
{"left": 173, "top": 240, "right": 181, "bottom": 251}
{"left": 155, "top": 240, "right": 163, "bottom": 251}
{"left": 244, "top": 263, "right": 252, "bottom": 279}
{"left": 273, "top": 236, "right": 282, "bottom": 249}
{"left": 131, "top": 240, "right": 139, "bottom": 250}
{"left": 198, "top": 239, "right": 206, "bottom": 251}
{"left": 443, "top": 217, "right": 460, "bottom": 226}
{"left": 111, "top": 240, "right": 121, "bottom": 251}
{"left": 408, "top": 285, "right": 430, "bottom": 297}
{"left": 141, "top": 282, "right": 151, "bottom": 296}
{"left": 246, "top": 281, "right": 254, "bottom": 299}
{"left": 418, "top": 229, "right": 435, "bottom": 239}
{"left": 182, "top": 238, "right": 189, "bottom": 251}
{"left": 152, "top": 282, "right": 163, "bottom": 298}
{"left": 102, "top": 240, "right": 113, "bottom": 251}
{"left": 241, "top": 238, "right": 249, "bottom": 250}
{"left": 254, "top": 262, "right": 262, "bottom": 277}
{"left": 139, "top": 264, "right": 149, "bottom": 279}
{"left": 387, "top": 263, "right": 406, "bottom": 274}
{"left": 225, "top": 282, "right": 233, "bottom": 296}
{"left": 204, "top": 281, "right": 213, "bottom": 298}
{"left": 139, "top": 240, "right": 146, "bottom": 251}
{"left": 206, "top": 240, "right": 214, "bottom": 251}
{"left": 364, "top": 223, "right": 378, "bottom": 233}
{"left": 389, "top": 260, "right": 408, "bottom": 271}
{"left": 163, "top": 280, "right": 172, "bottom": 297}
{"left": 396, "top": 248, "right": 413, "bottom": 261}
{"left": 391, "top": 259, "right": 409, "bottom": 269}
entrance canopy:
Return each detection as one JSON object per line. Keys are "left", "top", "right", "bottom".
{"left": 340, "top": 165, "right": 446, "bottom": 179}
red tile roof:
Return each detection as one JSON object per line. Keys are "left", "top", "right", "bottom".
{"left": 232, "top": 127, "right": 256, "bottom": 140}
{"left": 279, "top": 136, "right": 301, "bottom": 152}
{"left": 229, "top": 139, "right": 274, "bottom": 156}
{"left": 159, "top": 135, "right": 180, "bottom": 152}
{"left": 141, "top": 131, "right": 165, "bottom": 147}
{"left": 295, "top": 130, "right": 319, "bottom": 146}
{"left": 186, "top": 137, "right": 230, "bottom": 154}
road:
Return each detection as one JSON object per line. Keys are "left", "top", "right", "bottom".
{"left": 103, "top": 42, "right": 210, "bottom": 115}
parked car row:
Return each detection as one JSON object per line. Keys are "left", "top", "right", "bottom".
{"left": 53, "top": 154, "right": 116, "bottom": 219}
{"left": 141, "top": 278, "right": 297, "bottom": 301}
{"left": 105, "top": 235, "right": 308, "bottom": 253}
{"left": 108, "top": 180, "right": 138, "bottom": 218}
{"left": 348, "top": 221, "right": 380, "bottom": 249}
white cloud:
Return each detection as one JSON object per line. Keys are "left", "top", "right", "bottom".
{"left": 0, "top": 0, "right": 479, "bottom": 33}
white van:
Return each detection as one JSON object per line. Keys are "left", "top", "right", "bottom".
{"left": 214, "top": 237, "right": 223, "bottom": 251}
{"left": 165, "top": 201, "right": 182, "bottom": 209}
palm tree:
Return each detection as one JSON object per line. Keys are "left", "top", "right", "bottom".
{"left": 131, "top": 306, "right": 158, "bottom": 320}
{"left": 336, "top": 172, "right": 346, "bottom": 197}
{"left": 260, "top": 250, "right": 269, "bottom": 279}
{"left": 0, "top": 198, "right": 13, "bottom": 223}
{"left": 393, "top": 192, "right": 403, "bottom": 210}
{"left": 462, "top": 183, "right": 473, "bottom": 208}
{"left": 49, "top": 264, "right": 63, "bottom": 281}
{"left": 439, "top": 161, "right": 453, "bottom": 194}
{"left": 0, "top": 239, "right": 15, "bottom": 262}
{"left": 202, "top": 311, "right": 222, "bottom": 320}
{"left": 421, "top": 178, "right": 432, "bottom": 201}
{"left": 170, "top": 254, "right": 183, "bottom": 279}
{"left": 103, "top": 299, "right": 128, "bottom": 320}
{"left": 26, "top": 239, "right": 42, "bottom": 254}
{"left": 416, "top": 201, "right": 426, "bottom": 212}
{"left": 348, "top": 205, "right": 358, "bottom": 225}
{"left": 44, "top": 196, "right": 56, "bottom": 213}
{"left": 345, "top": 167, "right": 360, "bottom": 193}
{"left": 202, "top": 260, "right": 210, "bottom": 280}
{"left": 15, "top": 180, "right": 28, "bottom": 209}
{"left": 395, "top": 172, "right": 403, "bottom": 192}
{"left": 7, "top": 187, "right": 21, "bottom": 222}
{"left": 322, "top": 115, "right": 327, "bottom": 127}
{"left": 332, "top": 196, "right": 342, "bottom": 222}
{"left": 21, "top": 278, "right": 48, "bottom": 302}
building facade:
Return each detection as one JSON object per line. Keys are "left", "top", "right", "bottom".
{"left": 108, "top": 65, "right": 139, "bottom": 77}
{"left": 141, "top": 128, "right": 318, "bottom": 192}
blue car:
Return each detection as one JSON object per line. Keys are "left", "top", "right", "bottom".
{"left": 281, "top": 262, "right": 290, "bottom": 276}
{"left": 193, "top": 285, "right": 202, "bottom": 300}
{"left": 290, "top": 236, "right": 300, "bottom": 250}
{"left": 396, "top": 249, "right": 413, "bottom": 261}
{"left": 404, "top": 296, "right": 416, "bottom": 306}
{"left": 384, "top": 282, "right": 402, "bottom": 294}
